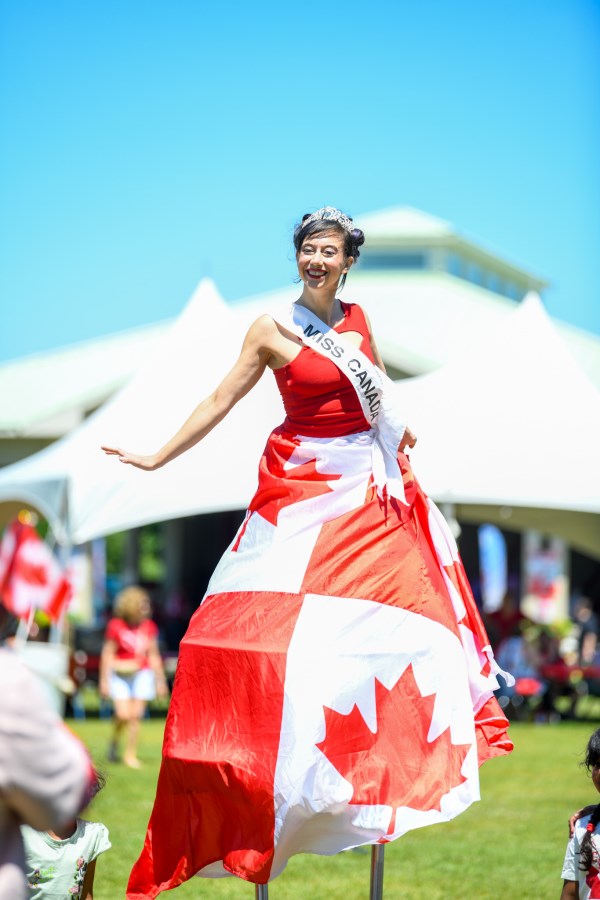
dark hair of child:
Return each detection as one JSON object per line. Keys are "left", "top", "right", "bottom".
{"left": 580, "top": 727, "right": 600, "bottom": 871}
{"left": 81, "top": 767, "right": 106, "bottom": 811}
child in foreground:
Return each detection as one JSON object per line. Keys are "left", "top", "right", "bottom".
{"left": 561, "top": 727, "right": 600, "bottom": 899}
{"left": 21, "top": 770, "right": 110, "bottom": 899}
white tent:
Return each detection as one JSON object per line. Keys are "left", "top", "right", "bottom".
{"left": 0, "top": 286, "right": 599, "bottom": 557}
{"left": 0, "top": 279, "right": 284, "bottom": 544}
{"left": 393, "top": 293, "right": 600, "bottom": 556}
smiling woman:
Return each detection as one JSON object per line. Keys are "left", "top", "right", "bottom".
{"left": 101, "top": 206, "right": 513, "bottom": 899}
{"left": 294, "top": 206, "right": 365, "bottom": 293}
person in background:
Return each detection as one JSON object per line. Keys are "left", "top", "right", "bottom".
{"left": 486, "top": 588, "right": 525, "bottom": 652}
{"left": 573, "top": 596, "right": 599, "bottom": 666}
{"left": 99, "top": 585, "right": 168, "bottom": 768}
{"left": 0, "top": 606, "right": 97, "bottom": 900}
{"left": 561, "top": 727, "right": 600, "bottom": 899}
{"left": 21, "top": 771, "right": 110, "bottom": 899}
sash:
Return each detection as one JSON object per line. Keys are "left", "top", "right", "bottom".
{"left": 289, "top": 303, "right": 408, "bottom": 504}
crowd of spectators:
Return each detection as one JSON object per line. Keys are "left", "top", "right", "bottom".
{"left": 484, "top": 591, "right": 600, "bottom": 721}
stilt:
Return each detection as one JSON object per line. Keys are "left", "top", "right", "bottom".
{"left": 369, "top": 844, "right": 385, "bottom": 899}
{"left": 255, "top": 883, "right": 269, "bottom": 899}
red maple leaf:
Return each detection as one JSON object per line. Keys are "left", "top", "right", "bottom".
{"left": 249, "top": 430, "right": 341, "bottom": 527}
{"left": 315, "top": 664, "right": 470, "bottom": 832}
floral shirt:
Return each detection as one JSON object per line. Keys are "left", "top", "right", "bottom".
{"left": 21, "top": 819, "right": 110, "bottom": 898}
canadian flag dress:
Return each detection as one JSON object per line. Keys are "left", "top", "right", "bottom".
{"left": 127, "top": 302, "right": 513, "bottom": 898}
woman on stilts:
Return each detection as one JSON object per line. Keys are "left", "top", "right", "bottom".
{"left": 103, "top": 207, "right": 513, "bottom": 899}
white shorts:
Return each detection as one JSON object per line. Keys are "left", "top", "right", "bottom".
{"left": 109, "top": 668, "right": 156, "bottom": 702}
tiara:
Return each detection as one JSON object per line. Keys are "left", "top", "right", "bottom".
{"left": 303, "top": 207, "right": 354, "bottom": 233}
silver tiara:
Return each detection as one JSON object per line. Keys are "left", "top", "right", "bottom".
{"left": 303, "top": 207, "right": 354, "bottom": 233}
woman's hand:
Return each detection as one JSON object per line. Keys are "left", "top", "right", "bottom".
{"left": 569, "top": 805, "right": 596, "bottom": 837}
{"left": 101, "top": 445, "right": 160, "bottom": 471}
{"left": 400, "top": 427, "right": 417, "bottom": 452}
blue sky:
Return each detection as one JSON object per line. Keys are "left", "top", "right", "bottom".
{"left": 1, "top": 0, "right": 599, "bottom": 362}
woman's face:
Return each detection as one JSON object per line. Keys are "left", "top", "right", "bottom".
{"left": 127, "top": 596, "right": 150, "bottom": 625}
{"left": 296, "top": 230, "right": 353, "bottom": 290}
{"left": 138, "top": 597, "right": 151, "bottom": 621}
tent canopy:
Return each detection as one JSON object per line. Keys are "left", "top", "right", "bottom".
{"left": 395, "top": 292, "right": 600, "bottom": 512}
{"left": 393, "top": 293, "right": 600, "bottom": 556}
{"left": 0, "top": 279, "right": 284, "bottom": 543}
{"left": 0, "top": 287, "right": 598, "bottom": 557}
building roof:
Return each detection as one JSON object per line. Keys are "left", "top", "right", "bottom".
{"left": 1, "top": 206, "right": 598, "bottom": 438}
{"left": 356, "top": 206, "right": 548, "bottom": 294}
{"left": 357, "top": 206, "right": 453, "bottom": 240}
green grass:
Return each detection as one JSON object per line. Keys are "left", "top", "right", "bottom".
{"left": 72, "top": 719, "right": 596, "bottom": 899}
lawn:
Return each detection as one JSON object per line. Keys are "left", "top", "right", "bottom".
{"left": 71, "top": 718, "right": 596, "bottom": 900}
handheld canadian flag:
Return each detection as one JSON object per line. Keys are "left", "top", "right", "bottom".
{"left": 127, "top": 430, "right": 513, "bottom": 899}
{"left": 0, "top": 518, "right": 72, "bottom": 622}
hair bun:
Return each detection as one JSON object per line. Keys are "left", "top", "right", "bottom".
{"left": 351, "top": 228, "right": 365, "bottom": 247}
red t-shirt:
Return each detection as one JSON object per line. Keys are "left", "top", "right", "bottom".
{"left": 105, "top": 618, "right": 158, "bottom": 670}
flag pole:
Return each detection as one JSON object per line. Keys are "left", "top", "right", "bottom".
{"left": 370, "top": 844, "right": 385, "bottom": 899}
{"left": 255, "top": 884, "right": 269, "bottom": 899}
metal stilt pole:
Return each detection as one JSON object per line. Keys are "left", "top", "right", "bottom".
{"left": 369, "top": 844, "right": 385, "bottom": 899}
{"left": 255, "top": 883, "right": 269, "bottom": 899}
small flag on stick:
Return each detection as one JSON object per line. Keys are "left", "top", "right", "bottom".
{"left": 0, "top": 517, "right": 72, "bottom": 622}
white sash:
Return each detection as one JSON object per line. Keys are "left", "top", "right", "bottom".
{"left": 289, "top": 303, "right": 408, "bottom": 504}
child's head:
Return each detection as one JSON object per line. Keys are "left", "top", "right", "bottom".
{"left": 580, "top": 728, "right": 600, "bottom": 873}
{"left": 51, "top": 769, "right": 106, "bottom": 839}
{"left": 584, "top": 728, "right": 600, "bottom": 780}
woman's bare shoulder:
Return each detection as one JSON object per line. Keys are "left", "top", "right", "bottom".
{"left": 247, "top": 313, "right": 282, "bottom": 335}
{"left": 241, "top": 314, "right": 279, "bottom": 347}
{"left": 248, "top": 313, "right": 297, "bottom": 342}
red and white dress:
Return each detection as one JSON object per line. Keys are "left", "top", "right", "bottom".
{"left": 127, "top": 302, "right": 512, "bottom": 898}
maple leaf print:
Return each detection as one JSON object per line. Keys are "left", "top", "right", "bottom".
{"left": 249, "top": 430, "right": 341, "bottom": 527}
{"left": 316, "top": 664, "right": 470, "bottom": 831}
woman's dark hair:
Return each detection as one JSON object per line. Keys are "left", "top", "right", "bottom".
{"left": 579, "top": 728, "right": 600, "bottom": 871}
{"left": 293, "top": 211, "right": 365, "bottom": 291}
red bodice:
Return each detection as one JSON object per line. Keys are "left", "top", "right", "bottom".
{"left": 273, "top": 302, "right": 375, "bottom": 438}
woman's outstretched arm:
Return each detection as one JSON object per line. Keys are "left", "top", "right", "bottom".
{"left": 101, "top": 316, "right": 276, "bottom": 471}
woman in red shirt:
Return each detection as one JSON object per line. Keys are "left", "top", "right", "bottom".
{"left": 99, "top": 586, "right": 168, "bottom": 768}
